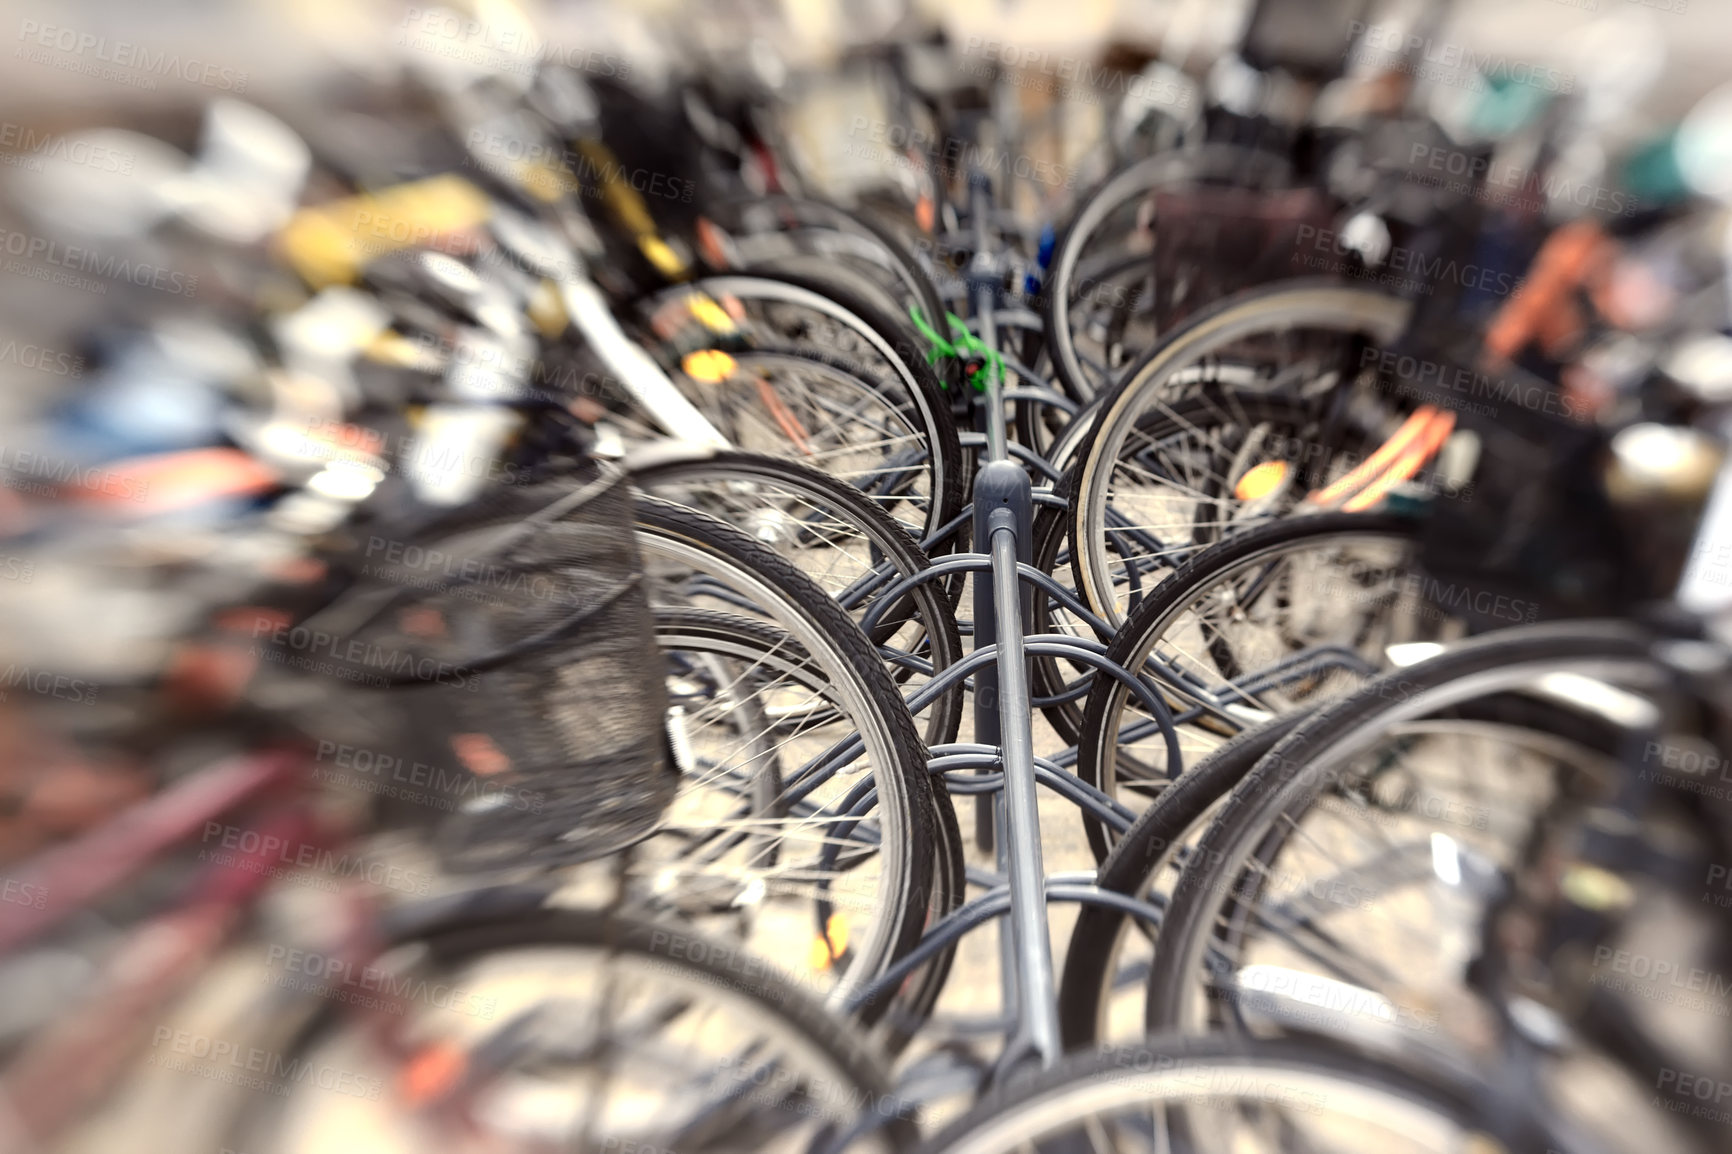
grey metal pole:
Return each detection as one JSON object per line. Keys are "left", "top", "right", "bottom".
{"left": 988, "top": 510, "right": 1061, "bottom": 1075}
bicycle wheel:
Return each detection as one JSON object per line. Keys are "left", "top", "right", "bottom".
{"left": 1060, "top": 710, "right": 1308, "bottom": 1048}
{"left": 639, "top": 272, "right": 964, "bottom": 541}
{"left": 1071, "top": 512, "right": 1448, "bottom": 861}
{"left": 702, "top": 194, "right": 947, "bottom": 349}
{"left": 1066, "top": 279, "right": 1413, "bottom": 625}
{"left": 631, "top": 450, "right": 964, "bottom": 745}
{"left": 222, "top": 905, "right": 914, "bottom": 1154}
{"left": 1145, "top": 622, "right": 1658, "bottom": 1047}
{"left": 646, "top": 607, "right": 964, "bottom": 1048}
{"left": 628, "top": 500, "right": 947, "bottom": 1011}
{"left": 1058, "top": 690, "right": 1633, "bottom": 1049}
{"left": 919, "top": 1032, "right": 1575, "bottom": 1153}
{"left": 1043, "top": 145, "right": 1294, "bottom": 404}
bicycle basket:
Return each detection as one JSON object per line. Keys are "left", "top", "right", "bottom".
{"left": 1389, "top": 352, "right": 1636, "bottom": 628}
{"left": 303, "top": 462, "right": 674, "bottom": 873}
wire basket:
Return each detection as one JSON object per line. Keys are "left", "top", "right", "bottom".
{"left": 306, "top": 462, "right": 674, "bottom": 873}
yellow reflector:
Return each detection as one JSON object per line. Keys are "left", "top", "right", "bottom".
{"left": 1560, "top": 863, "right": 1636, "bottom": 911}
{"left": 528, "top": 278, "right": 567, "bottom": 338}
{"left": 276, "top": 175, "right": 491, "bottom": 288}
{"left": 682, "top": 349, "right": 737, "bottom": 383}
{"left": 807, "top": 913, "right": 850, "bottom": 971}
{"left": 518, "top": 160, "right": 576, "bottom": 204}
{"left": 1234, "top": 461, "right": 1289, "bottom": 502}
{"left": 639, "top": 236, "right": 689, "bottom": 280}
{"left": 364, "top": 331, "right": 429, "bottom": 367}
{"left": 686, "top": 294, "right": 737, "bottom": 334}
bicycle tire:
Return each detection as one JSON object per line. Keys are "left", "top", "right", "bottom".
{"left": 657, "top": 271, "right": 966, "bottom": 536}
{"left": 1072, "top": 511, "right": 1424, "bottom": 860}
{"left": 649, "top": 606, "right": 965, "bottom": 1046}
{"left": 1059, "top": 690, "right": 1627, "bottom": 1049}
{"left": 632, "top": 496, "right": 939, "bottom": 1014}
{"left": 1144, "top": 620, "right": 1658, "bottom": 1037}
{"left": 1042, "top": 146, "right": 1296, "bottom": 404}
{"left": 709, "top": 193, "right": 949, "bottom": 357}
{"left": 919, "top": 1031, "right": 1572, "bottom": 1153}
{"left": 1066, "top": 278, "right": 1413, "bottom": 624}
{"left": 632, "top": 449, "right": 965, "bottom": 745}
{"left": 222, "top": 903, "right": 917, "bottom": 1154}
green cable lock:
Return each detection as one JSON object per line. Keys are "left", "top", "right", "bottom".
{"left": 910, "top": 306, "right": 1004, "bottom": 394}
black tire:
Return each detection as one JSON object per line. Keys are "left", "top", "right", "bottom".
{"left": 1042, "top": 146, "right": 1295, "bottom": 405}
{"left": 919, "top": 1032, "right": 1571, "bottom": 1153}
{"left": 649, "top": 606, "right": 966, "bottom": 1049}
{"left": 708, "top": 193, "right": 949, "bottom": 360}
{"left": 631, "top": 450, "right": 964, "bottom": 745}
{"left": 1144, "top": 620, "right": 1657, "bottom": 1036}
{"left": 653, "top": 271, "right": 966, "bottom": 538}
{"left": 1058, "top": 709, "right": 1310, "bottom": 1049}
{"left": 1072, "top": 511, "right": 1425, "bottom": 860}
{"left": 223, "top": 903, "right": 917, "bottom": 1153}
{"left": 631, "top": 496, "right": 940, "bottom": 1014}
{"left": 1063, "top": 385, "right": 1390, "bottom": 624}
{"left": 1065, "top": 279, "right": 1413, "bottom": 624}
{"left": 1059, "top": 689, "right": 1627, "bottom": 1049}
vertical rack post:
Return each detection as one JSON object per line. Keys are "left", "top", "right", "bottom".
{"left": 965, "top": 169, "right": 1062, "bottom": 1078}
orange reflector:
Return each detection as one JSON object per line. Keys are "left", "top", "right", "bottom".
{"left": 696, "top": 218, "right": 731, "bottom": 269}
{"left": 398, "top": 606, "right": 447, "bottom": 639}
{"left": 1233, "top": 461, "right": 1289, "bottom": 502}
{"left": 451, "top": 732, "right": 511, "bottom": 777}
{"left": 68, "top": 447, "right": 279, "bottom": 510}
{"left": 683, "top": 349, "right": 737, "bottom": 383}
{"left": 398, "top": 1041, "right": 467, "bottom": 1106}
